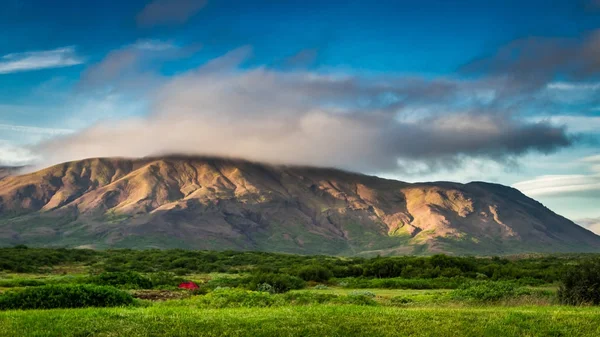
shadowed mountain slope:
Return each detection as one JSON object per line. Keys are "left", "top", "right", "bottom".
{"left": 0, "top": 156, "right": 598, "bottom": 255}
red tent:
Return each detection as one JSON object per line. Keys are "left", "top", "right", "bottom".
{"left": 178, "top": 281, "right": 199, "bottom": 290}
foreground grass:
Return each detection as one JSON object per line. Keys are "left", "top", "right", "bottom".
{"left": 1, "top": 305, "right": 600, "bottom": 337}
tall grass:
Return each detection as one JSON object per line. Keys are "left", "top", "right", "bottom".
{"left": 2, "top": 305, "right": 600, "bottom": 337}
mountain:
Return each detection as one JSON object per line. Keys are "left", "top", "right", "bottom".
{"left": 0, "top": 166, "right": 21, "bottom": 180}
{"left": 578, "top": 218, "right": 600, "bottom": 236}
{"left": 0, "top": 156, "right": 598, "bottom": 255}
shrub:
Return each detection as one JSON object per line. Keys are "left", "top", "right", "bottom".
{"left": 206, "top": 276, "right": 246, "bottom": 289}
{"left": 195, "top": 288, "right": 278, "bottom": 308}
{"left": 256, "top": 283, "right": 274, "bottom": 293}
{"left": 390, "top": 296, "right": 414, "bottom": 305}
{"left": 248, "top": 273, "right": 305, "bottom": 293}
{"left": 337, "top": 277, "right": 465, "bottom": 290}
{"left": 90, "top": 271, "right": 153, "bottom": 289}
{"left": 297, "top": 265, "right": 333, "bottom": 282}
{"left": 558, "top": 259, "right": 600, "bottom": 305}
{"left": 281, "top": 292, "right": 338, "bottom": 305}
{"left": 338, "top": 294, "right": 378, "bottom": 306}
{"left": 0, "top": 285, "right": 133, "bottom": 310}
{"left": 148, "top": 272, "right": 185, "bottom": 289}
{"left": 0, "top": 279, "right": 46, "bottom": 288}
{"left": 348, "top": 290, "right": 376, "bottom": 298}
{"left": 313, "top": 284, "right": 329, "bottom": 290}
{"left": 450, "top": 281, "right": 530, "bottom": 302}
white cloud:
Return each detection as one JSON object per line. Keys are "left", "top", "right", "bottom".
{"left": 513, "top": 154, "right": 600, "bottom": 197}
{"left": 35, "top": 50, "right": 572, "bottom": 173}
{"left": 547, "top": 82, "right": 600, "bottom": 90}
{"left": 0, "top": 47, "right": 84, "bottom": 74}
{"left": 578, "top": 217, "right": 600, "bottom": 235}
{"left": 0, "top": 141, "right": 39, "bottom": 166}
{"left": 0, "top": 124, "right": 74, "bottom": 136}
{"left": 132, "top": 40, "right": 177, "bottom": 51}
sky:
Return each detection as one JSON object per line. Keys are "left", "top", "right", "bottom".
{"left": 0, "top": 0, "right": 599, "bottom": 228}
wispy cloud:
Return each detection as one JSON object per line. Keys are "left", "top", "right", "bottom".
{"left": 547, "top": 82, "right": 600, "bottom": 91}
{"left": 137, "top": 0, "right": 208, "bottom": 27}
{"left": 578, "top": 217, "right": 600, "bottom": 235}
{"left": 0, "top": 124, "right": 74, "bottom": 136}
{"left": 462, "top": 29, "right": 600, "bottom": 90}
{"left": 513, "top": 154, "right": 600, "bottom": 197}
{"left": 79, "top": 39, "right": 193, "bottom": 91}
{"left": 0, "top": 47, "right": 84, "bottom": 75}
{"left": 132, "top": 39, "right": 177, "bottom": 51}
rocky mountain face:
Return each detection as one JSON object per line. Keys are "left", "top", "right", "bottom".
{"left": 0, "top": 156, "right": 598, "bottom": 255}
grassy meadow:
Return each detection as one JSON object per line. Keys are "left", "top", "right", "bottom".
{"left": 3, "top": 305, "right": 600, "bottom": 337}
{"left": 1, "top": 247, "right": 600, "bottom": 336}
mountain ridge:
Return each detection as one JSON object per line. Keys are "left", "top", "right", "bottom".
{"left": 0, "top": 155, "right": 598, "bottom": 255}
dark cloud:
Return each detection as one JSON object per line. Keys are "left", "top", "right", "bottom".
{"left": 462, "top": 29, "right": 600, "bottom": 90}
{"left": 137, "top": 0, "right": 207, "bottom": 27}
{"left": 282, "top": 49, "right": 318, "bottom": 69}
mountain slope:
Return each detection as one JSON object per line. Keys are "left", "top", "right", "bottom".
{"left": 0, "top": 156, "right": 598, "bottom": 255}
{"left": 0, "top": 166, "right": 21, "bottom": 180}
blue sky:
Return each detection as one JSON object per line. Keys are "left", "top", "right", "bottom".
{"left": 0, "top": 0, "right": 599, "bottom": 226}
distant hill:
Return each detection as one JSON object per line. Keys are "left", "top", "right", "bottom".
{"left": 0, "top": 156, "right": 598, "bottom": 255}
{"left": 0, "top": 166, "right": 22, "bottom": 180}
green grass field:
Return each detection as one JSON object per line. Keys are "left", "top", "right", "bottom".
{"left": 2, "top": 305, "right": 600, "bottom": 337}
{"left": 2, "top": 248, "right": 600, "bottom": 336}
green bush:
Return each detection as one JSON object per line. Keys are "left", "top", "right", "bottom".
{"left": 248, "top": 273, "right": 305, "bottom": 293}
{"left": 297, "top": 265, "right": 333, "bottom": 282}
{"left": 390, "top": 296, "right": 414, "bottom": 305}
{"left": 0, "top": 279, "right": 46, "bottom": 288}
{"left": 450, "top": 281, "right": 531, "bottom": 302}
{"left": 148, "top": 272, "right": 185, "bottom": 289}
{"left": 348, "top": 290, "right": 376, "bottom": 298}
{"left": 195, "top": 288, "right": 278, "bottom": 308}
{"left": 281, "top": 292, "right": 339, "bottom": 305}
{"left": 205, "top": 276, "right": 247, "bottom": 289}
{"left": 337, "top": 294, "right": 378, "bottom": 306}
{"left": 90, "top": 271, "right": 153, "bottom": 289}
{"left": 0, "top": 284, "right": 133, "bottom": 310}
{"left": 558, "top": 259, "right": 600, "bottom": 305}
{"left": 337, "top": 277, "right": 465, "bottom": 289}
{"left": 193, "top": 288, "right": 376, "bottom": 308}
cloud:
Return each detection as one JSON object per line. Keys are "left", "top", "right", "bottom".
{"left": 79, "top": 40, "right": 188, "bottom": 92}
{"left": 462, "top": 29, "right": 600, "bottom": 89}
{"left": 0, "top": 124, "right": 74, "bottom": 136}
{"left": 0, "top": 47, "right": 83, "bottom": 75}
{"left": 36, "top": 49, "right": 573, "bottom": 173}
{"left": 0, "top": 141, "right": 39, "bottom": 166}
{"left": 282, "top": 49, "right": 319, "bottom": 68}
{"left": 532, "top": 115, "right": 600, "bottom": 133}
{"left": 513, "top": 154, "right": 600, "bottom": 197}
{"left": 578, "top": 217, "right": 600, "bottom": 235}
{"left": 132, "top": 40, "right": 178, "bottom": 51}
{"left": 137, "top": 0, "right": 207, "bottom": 27}
{"left": 547, "top": 82, "right": 600, "bottom": 91}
